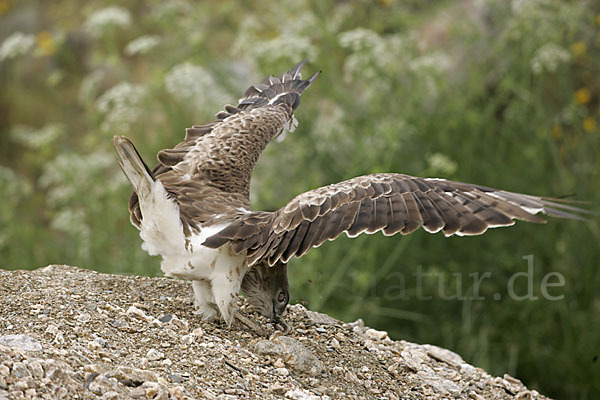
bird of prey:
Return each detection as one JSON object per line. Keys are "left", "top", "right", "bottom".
{"left": 113, "top": 61, "right": 587, "bottom": 330}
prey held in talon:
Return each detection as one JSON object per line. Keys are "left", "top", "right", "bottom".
{"left": 113, "top": 61, "right": 590, "bottom": 332}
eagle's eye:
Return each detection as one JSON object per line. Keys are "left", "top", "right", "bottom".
{"left": 278, "top": 291, "right": 287, "bottom": 303}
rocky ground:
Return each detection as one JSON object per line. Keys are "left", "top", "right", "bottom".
{"left": 0, "top": 265, "right": 549, "bottom": 400}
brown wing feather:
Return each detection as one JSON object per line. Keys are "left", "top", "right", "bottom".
{"left": 128, "top": 62, "right": 320, "bottom": 232}
{"left": 202, "top": 173, "right": 590, "bottom": 266}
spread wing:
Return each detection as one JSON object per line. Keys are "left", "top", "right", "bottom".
{"left": 128, "top": 62, "right": 320, "bottom": 234}
{"left": 202, "top": 173, "right": 590, "bottom": 266}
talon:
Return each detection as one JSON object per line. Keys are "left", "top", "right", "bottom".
{"left": 273, "top": 318, "right": 290, "bottom": 334}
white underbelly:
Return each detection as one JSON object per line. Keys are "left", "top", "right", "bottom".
{"left": 136, "top": 178, "right": 247, "bottom": 281}
{"left": 160, "top": 242, "right": 247, "bottom": 281}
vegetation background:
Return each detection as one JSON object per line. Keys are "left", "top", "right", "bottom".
{"left": 1, "top": 0, "right": 598, "bottom": 398}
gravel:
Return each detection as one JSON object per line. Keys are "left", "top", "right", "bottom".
{"left": 0, "top": 265, "right": 551, "bottom": 399}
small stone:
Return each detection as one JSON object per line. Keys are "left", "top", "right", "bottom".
{"left": 11, "top": 362, "right": 30, "bottom": 379}
{"left": 88, "top": 374, "right": 119, "bottom": 396}
{"left": 126, "top": 306, "right": 150, "bottom": 321}
{"left": 27, "top": 361, "right": 43, "bottom": 379}
{"left": 284, "top": 388, "right": 321, "bottom": 400}
{"left": 102, "top": 391, "right": 120, "bottom": 400}
{"left": 0, "top": 365, "right": 8, "bottom": 376}
{"left": 146, "top": 349, "right": 164, "bottom": 361}
{"left": 517, "top": 391, "right": 532, "bottom": 400}
{"left": 345, "top": 372, "right": 361, "bottom": 385}
{"left": 504, "top": 374, "right": 523, "bottom": 385}
{"left": 88, "top": 340, "right": 102, "bottom": 351}
{"left": 158, "top": 314, "right": 173, "bottom": 322}
{"left": 428, "top": 377, "right": 462, "bottom": 396}
{"left": 254, "top": 336, "right": 324, "bottom": 376}
{"left": 109, "top": 366, "right": 158, "bottom": 385}
{"left": 271, "top": 383, "right": 286, "bottom": 395}
{"left": 364, "top": 328, "right": 388, "bottom": 341}
{"left": 44, "top": 324, "right": 58, "bottom": 336}
{"left": 274, "top": 367, "right": 289, "bottom": 376}
{"left": 305, "top": 310, "right": 338, "bottom": 325}
{"left": 273, "top": 358, "right": 285, "bottom": 369}
{"left": 170, "top": 385, "right": 186, "bottom": 399}
{"left": 144, "top": 382, "right": 159, "bottom": 397}
{"left": 191, "top": 327, "right": 204, "bottom": 337}
{"left": 0, "top": 334, "right": 42, "bottom": 352}
{"left": 468, "top": 391, "right": 485, "bottom": 400}
{"left": 180, "top": 334, "right": 194, "bottom": 344}
{"left": 167, "top": 316, "right": 189, "bottom": 332}
{"left": 130, "top": 386, "right": 146, "bottom": 398}
{"left": 77, "top": 313, "right": 92, "bottom": 323}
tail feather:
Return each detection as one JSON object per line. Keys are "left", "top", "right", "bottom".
{"left": 112, "top": 136, "right": 154, "bottom": 197}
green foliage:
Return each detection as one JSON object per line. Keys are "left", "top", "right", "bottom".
{"left": 1, "top": 0, "right": 599, "bottom": 398}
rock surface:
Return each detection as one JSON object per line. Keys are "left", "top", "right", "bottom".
{"left": 0, "top": 265, "right": 549, "bottom": 400}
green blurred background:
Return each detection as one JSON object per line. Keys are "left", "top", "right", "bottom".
{"left": 1, "top": 0, "right": 599, "bottom": 398}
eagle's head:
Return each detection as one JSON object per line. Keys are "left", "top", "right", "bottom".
{"left": 241, "top": 261, "right": 289, "bottom": 323}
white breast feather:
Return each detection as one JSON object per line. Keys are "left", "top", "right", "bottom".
{"left": 137, "top": 179, "right": 247, "bottom": 281}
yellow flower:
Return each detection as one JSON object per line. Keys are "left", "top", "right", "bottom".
{"left": 583, "top": 117, "right": 597, "bottom": 132}
{"left": 0, "top": 0, "right": 10, "bottom": 16}
{"left": 575, "top": 88, "right": 591, "bottom": 105}
{"left": 551, "top": 125, "right": 562, "bottom": 140}
{"left": 36, "top": 31, "right": 55, "bottom": 56}
{"left": 569, "top": 41, "right": 587, "bottom": 57}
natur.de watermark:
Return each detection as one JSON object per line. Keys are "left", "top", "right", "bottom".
{"left": 369, "top": 255, "right": 565, "bottom": 301}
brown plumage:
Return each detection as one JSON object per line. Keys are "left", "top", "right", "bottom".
{"left": 202, "top": 174, "right": 589, "bottom": 266}
{"left": 114, "top": 61, "right": 589, "bottom": 330}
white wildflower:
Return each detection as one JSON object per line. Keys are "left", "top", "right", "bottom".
{"left": 96, "top": 82, "right": 146, "bottom": 132}
{"left": 531, "top": 43, "right": 571, "bottom": 74}
{"left": 39, "top": 151, "right": 119, "bottom": 206}
{"left": 339, "top": 28, "right": 410, "bottom": 83}
{"left": 125, "top": 35, "right": 160, "bottom": 56}
{"left": 152, "top": 1, "right": 192, "bottom": 19}
{"left": 250, "top": 34, "right": 317, "bottom": 65}
{"left": 78, "top": 70, "right": 105, "bottom": 105}
{"left": 511, "top": 0, "right": 551, "bottom": 15}
{"left": 164, "top": 62, "right": 229, "bottom": 110}
{"left": 0, "top": 166, "right": 32, "bottom": 200}
{"left": 11, "top": 124, "right": 65, "bottom": 149}
{"left": 50, "top": 208, "right": 91, "bottom": 259}
{"left": 409, "top": 51, "right": 452, "bottom": 74}
{"left": 339, "top": 28, "right": 382, "bottom": 53}
{"left": 0, "top": 32, "right": 35, "bottom": 61}
{"left": 426, "top": 153, "right": 458, "bottom": 176}
{"left": 314, "top": 100, "right": 345, "bottom": 139}
{"left": 232, "top": 13, "right": 318, "bottom": 64}
{"left": 84, "top": 6, "right": 131, "bottom": 37}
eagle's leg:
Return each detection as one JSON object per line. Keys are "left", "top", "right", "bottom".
{"left": 210, "top": 273, "right": 243, "bottom": 327}
{"left": 191, "top": 280, "right": 218, "bottom": 320}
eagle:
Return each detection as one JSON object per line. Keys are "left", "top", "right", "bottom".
{"left": 113, "top": 61, "right": 587, "bottom": 331}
